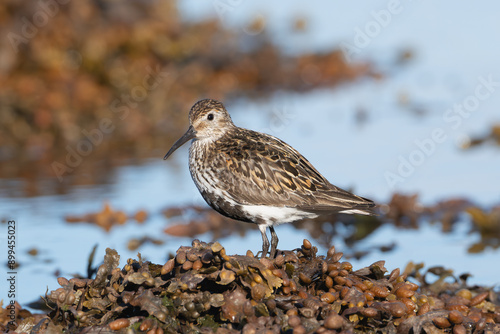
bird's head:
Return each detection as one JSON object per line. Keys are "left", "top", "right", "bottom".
{"left": 164, "top": 99, "right": 234, "bottom": 160}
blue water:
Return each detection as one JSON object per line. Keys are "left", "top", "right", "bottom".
{"left": 1, "top": 1, "right": 500, "bottom": 307}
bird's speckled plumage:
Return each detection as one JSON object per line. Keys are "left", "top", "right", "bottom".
{"left": 164, "top": 99, "right": 376, "bottom": 258}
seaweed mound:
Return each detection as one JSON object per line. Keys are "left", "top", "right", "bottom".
{"left": 4, "top": 240, "right": 500, "bottom": 333}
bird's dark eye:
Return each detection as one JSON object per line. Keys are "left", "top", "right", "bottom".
{"left": 207, "top": 113, "right": 214, "bottom": 121}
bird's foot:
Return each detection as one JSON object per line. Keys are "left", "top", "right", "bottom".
{"left": 269, "top": 249, "right": 280, "bottom": 259}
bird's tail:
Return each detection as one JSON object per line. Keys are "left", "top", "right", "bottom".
{"left": 339, "top": 195, "right": 377, "bottom": 216}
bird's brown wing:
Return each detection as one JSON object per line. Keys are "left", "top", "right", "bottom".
{"left": 211, "top": 129, "right": 375, "bottom": 214}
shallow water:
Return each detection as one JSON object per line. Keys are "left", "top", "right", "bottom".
{"left": 1, "top": 1, "right": 500, "bottom": 307}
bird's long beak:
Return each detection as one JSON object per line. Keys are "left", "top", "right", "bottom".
{"left": 163, "top": 125, "right": 196, "bottom": 160}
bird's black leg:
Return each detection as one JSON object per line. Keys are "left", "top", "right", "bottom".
{"left": 258, "top": 225, "right": 269, "bottom": 258}
{"left": 269, "top": 226, "right": 279, "bottom": 258}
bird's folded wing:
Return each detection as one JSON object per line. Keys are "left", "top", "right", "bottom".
{"left": 211, "top": 130, "right": 375, "bottom": 214}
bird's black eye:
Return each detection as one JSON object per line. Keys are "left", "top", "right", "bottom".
{"left": 207, "top": 113, "right": 214, "bottom": 121}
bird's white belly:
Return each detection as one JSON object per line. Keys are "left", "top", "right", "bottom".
{"left": 239, "top": 205, "right": 318, "bottom": 226}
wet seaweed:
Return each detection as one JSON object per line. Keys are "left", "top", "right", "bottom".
{"left": 3, "top": 240, "right": 499, "bottom": 333}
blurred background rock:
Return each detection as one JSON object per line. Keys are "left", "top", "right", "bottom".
{"left": 0, "top": 0, "right": 372, "bottom": 196}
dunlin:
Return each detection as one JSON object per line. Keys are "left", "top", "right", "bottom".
{"left": 164, "top": 99, "right": 375, "bottom": 258}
